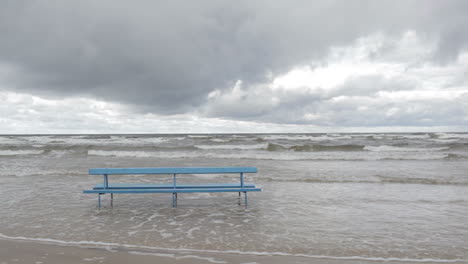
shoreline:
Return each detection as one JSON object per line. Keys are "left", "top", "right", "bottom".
{"left": 0, "top": 236, "right": 465, "bottom": 264}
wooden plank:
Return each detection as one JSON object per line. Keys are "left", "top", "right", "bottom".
{"left": 93, "top": 183, "right": 257, "bottom": 189}
{"left": 89, "top": 167, "right": 257, "bottom": 175}
{"left": 83, "top": 188, "right": 262, "bottom": 194}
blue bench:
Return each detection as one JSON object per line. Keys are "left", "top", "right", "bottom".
{"left": 83, "top": 167, "right": 261, "bottom": 208}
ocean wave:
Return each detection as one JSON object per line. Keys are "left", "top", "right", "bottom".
{"left": 0, "top": 135, "right": 173, "bottom": 147}
{"left": 294, "top": 144, "right": 365, "bottom": 152}
{"left": 74, "top": 135, "right": 113, "bottom": 139}
{"left": 2, "top": 145, "right": 463, "bottom": 161}
{"left": 364, "top": 145, "right": 449, "bottom": 152}
{"left": 0, "top": 149, "right": 44, "bottom": 156}
{"left": 88, "top": 150, "right": 165, "bottom": 158}
{"left": 265, "top": 143, "right": 287, "bottom": 151}
{"left": 87, "top": 150, "right": 457, "bottom": 161}
{"left": 266, "top": 143, "right": 365, "bottom": 152}
{"left": 209, "top": 138, "right": 232, "bottom": 143}
{"left": 87, "top": 150, "right": 200, "bottom": 158}
{"left": 434, "top": 133, "right": 468, "bottom": 139}
{"left": 188, "top": 135, "right": 213, "bottom": 139}
{"left": 0, "top": 137, "right": 25, "bottom": 145}
{"left": 195, "top": 144, "right": 268, "bottom": 150}
{"left": 394, "top": 134, "right": 431, "bottom": 139}
{"left": 445, "top": 153, "right": 468, "bottom": 160}
{"left": 428, "top": 138, "right": 460, "bottom": 143}
{"left": 266, "top": 143, "right": 448, "bottom": 152}
{"left": 262, "top": 134, "right": 351, "bottom": 141}
{"left": 0, "top": 233, "right": 462, "bottom": 263}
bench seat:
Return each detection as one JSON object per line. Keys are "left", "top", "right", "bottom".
{"left": 93, "top": 183, "right": 257, "bottom": 189}
{"left": 84, "top": 188, "right": 262, "bottom": 194}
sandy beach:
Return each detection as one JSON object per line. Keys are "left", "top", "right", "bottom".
{"left": 4, "top": 237, "right": 465, "bottom": 264}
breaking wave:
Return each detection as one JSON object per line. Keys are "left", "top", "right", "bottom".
{"left": 2, "top": 133, "right": 467, "bottom": 161}
{"left": 195, "top": 144, "right": 268, "bottom": 150}
{"left": 364, "top": 145, "right": 450, "bottom": 152}
{"left": 87, "top": 150, "right": 461, "bottom": 161}
{"left": 0, "top": 149, "right": 44, "bottom": 156}
{"left": 266, "top": 143, "right": 449, "bottom": 152}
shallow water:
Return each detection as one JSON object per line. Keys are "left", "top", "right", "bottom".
{"left": 0, "top": 133, "right": 467, "bottom": 262}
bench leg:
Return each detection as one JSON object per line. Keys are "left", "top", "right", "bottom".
{"left": 98, "top": 193, "right": 102, "bottom": 209}
{"left": 238, "top": 192, "right": 241, "bottom": 205}
{"left": 244, "top": 192, "right": 248, "bottom": 208}
{"left": 172, "top": 193, "right": 177, "bottom": 208}
{"left": 110, "top": 193, "right": 114, "bottom": 207}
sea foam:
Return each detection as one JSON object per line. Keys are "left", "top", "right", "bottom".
{"left": 0, "top": 149, "right": 44, "bottom": 156}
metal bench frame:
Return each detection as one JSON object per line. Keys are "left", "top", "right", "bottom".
{"left": 83, "top": 167, "right": 261, "bottom": 208}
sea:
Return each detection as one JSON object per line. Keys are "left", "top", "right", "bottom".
{"left": 0, "top": 133, "right": 467, "bottom": 262}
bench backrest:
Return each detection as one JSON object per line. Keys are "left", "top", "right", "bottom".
{"left": 89, "top": 167, "right": 257, "bottom": 175}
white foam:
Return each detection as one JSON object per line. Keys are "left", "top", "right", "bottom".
{"left": 129, "top": 251, "right": 227, "bottom": 263}
{"left": 428, "top": 138, "right": 459, "bottom": 143}
{"left": 188, "top": 135, "right": 212, "bottom": 138}
{"left": 83, "top": 257, "right": 105, "bottom": 261}
{"left": 210, "top": 138, "right": 231, "bottom": 143}
{"left": 88, "top": 150, "right": 161, "bottom": 158}
{"left": 195, "top": 144, "right": 267, "bottom": 150}
{"left": 87, "top": 149, "right": 451, "bottom": 161}
{"left": 13, "top": 135, "right": 173, "bottom": 147}
{"left": 262, "top": 135, "right": 350, "bottom": 141}
{"left": 0, "top": 233, "right": 462, "bottom": 263}
{"left": 396, "top": 134, "right": 431, "bottom": 139}
{"left": 435, "top": 133, "right": 468, "bottom": 139}
{"left": 176, "top": 254, "right": 227, "bottom": 263}
{"left": 364, "top": 145, "right": 449, "bottom": 152}
{"left": 186, "top": 226, "right": 201, "bottom": 239}
{"left": 0, "top": 149, "right": 43, "bottom": 156}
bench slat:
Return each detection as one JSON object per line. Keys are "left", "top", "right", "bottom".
{"left": 93, "top": 183, "right": 257, "bottom": 189}
{"left": 89, "top": 167, "right": 257, "bottom": 175}
{"left": 84, "top": 188, "right": 262, "bottom": 194}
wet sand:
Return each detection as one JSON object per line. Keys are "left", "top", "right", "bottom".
{"left": 1, "top": 238, "right": 465, "bottom": 264}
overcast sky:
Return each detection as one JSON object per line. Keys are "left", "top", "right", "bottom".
{"left": 1, "top": 0, "right": 467, "bottom": 133}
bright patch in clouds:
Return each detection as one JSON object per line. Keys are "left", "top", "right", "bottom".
{"left": 272, "top": 32, "right": 431, "bottom": 92}
{"left": 203, "top": 31, "right": 468, "bottom": 129}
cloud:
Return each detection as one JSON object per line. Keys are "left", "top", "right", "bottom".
{"left": 1, "top": 90, "right": 466, "bottom": 134}
{"left": 1, "top": 1, "right": 467, "bottom": 102}
{"left": 0, "top": 1, "right": 467, "bottom": 132}
{"left": 202, "top": 32, "right": 468, "bottom": 127}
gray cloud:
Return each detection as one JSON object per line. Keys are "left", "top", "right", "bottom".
{"left": 202, "top": 66, "right": 468, "bottom": 126}
{"left": 0, "top": 0, "right": 467, "bottom": 127}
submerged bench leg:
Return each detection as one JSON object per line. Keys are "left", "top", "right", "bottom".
{"left": 244, "top": 192, "right": 248, "bottom": 208}
{"left": 110, "top": 193, "right": 114, "bottom": 207}
{"left": 172, "top": 193, "right": 178, "bottom": 208}
{"left": 98, "top": 193, "right": 102, "bottom": 209}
